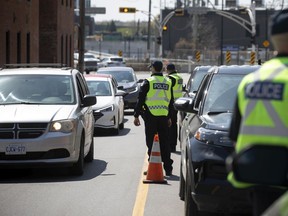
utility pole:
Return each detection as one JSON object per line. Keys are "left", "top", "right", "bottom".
{"left": 78, "top": 0, "right": 85, "bottom": 73}
{"left": 147, "top": 0, "right": 151, "bottom": 61}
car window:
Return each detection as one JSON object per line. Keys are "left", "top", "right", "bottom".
{"left": 110, "top": 58, "right": 123, "bottom": 62}
{"left": 0, "top": 75, "right": 75, "bottom": 104}
{"left": 188, "top": 70, "right": 208, "bottom": 93}
{"left": 202, "top": 74, "right": 243, "bottom": 114}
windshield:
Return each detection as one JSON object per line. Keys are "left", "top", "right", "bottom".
{"left": 202, "top": 74, "right": 244, "bottom": 114}
{"left": 110, "top": 58, "right": 123, "bottom": 62}
{"left": 0, "top": 75, "right": 75, "bottom": 104}
{"left": 85, "top": 54, "right": 95, "bottom": 58}
{"left": 87, "top": 80, "right": 112, "bottom": 96}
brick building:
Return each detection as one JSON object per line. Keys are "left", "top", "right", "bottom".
{"left": 0, "top": 0, "right": 74, "bottom": 67}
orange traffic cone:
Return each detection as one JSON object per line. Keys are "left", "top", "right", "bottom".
{"left": 143, "top": 134, "right": 167, "bottom": 184}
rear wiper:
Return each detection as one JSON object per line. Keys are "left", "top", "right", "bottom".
{"left": 207, "top": 110, "right": 232, "bottom": 115}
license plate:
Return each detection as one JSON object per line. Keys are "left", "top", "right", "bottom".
{"left": 5, "top": 144, "right": 26, "bottom": 155}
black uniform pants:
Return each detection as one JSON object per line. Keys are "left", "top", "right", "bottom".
{"left": 142, "top": 112, "right": 173, "bottom": 173}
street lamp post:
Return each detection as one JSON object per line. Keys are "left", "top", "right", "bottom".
{"left": 137, "top": 9, "right": 175, "bottom": 58}
{"left": 78, "top": 0, "right": 85, "bottom": 73}
{"left": 147, "top": 0, "right": 152, "bottom": 61}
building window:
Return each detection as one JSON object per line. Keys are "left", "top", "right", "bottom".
{"left": 6, "top": 31, "right": 10, "bottom": 64}
{"left": 17, "top": 32, "right": 21, "bottom": 63}
{"left": 26, "top": 33, "right": 30, "bottom": 63}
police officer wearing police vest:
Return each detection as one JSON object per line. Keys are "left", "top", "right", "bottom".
{"left": 165, "top": 63, "right": 183, "bottom": 152}
{"left": 134, "top": 60, "right": 174, "bottom": 176}
{"left": 228, "top": 9, "right": 288, "bottom": 216}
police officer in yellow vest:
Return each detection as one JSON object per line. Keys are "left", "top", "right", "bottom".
{"left": 134, "top": 60, "right": 174, "bottom": 176}
{"left": 165, "top": 63, "right": 183, "bottom": 152}
{"left": 228, "top": 9, "right": 288, "bottom": 216}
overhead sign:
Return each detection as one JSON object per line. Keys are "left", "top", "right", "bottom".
{"left": 85, "top": 7, "right": 106, "bottom": 14}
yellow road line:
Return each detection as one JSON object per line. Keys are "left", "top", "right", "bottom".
{"left": 132, "top": 156, "right": 149, "bottom": 216}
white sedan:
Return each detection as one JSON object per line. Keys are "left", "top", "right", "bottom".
{"left": 85, "top": 74, "right": 125, "bottom": 135}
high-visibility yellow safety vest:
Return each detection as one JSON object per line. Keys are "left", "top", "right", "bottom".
{"left": 228, "top": 57, "right": 288, "bottom": 188}
{"left": 262, "top": 191, "right": 288, "bottom": 216}
{"left": 145, "top": 76, "right": 172, "bottom": 116}
{"left": 168, "top": 73, "right": 183, "bottom": 100}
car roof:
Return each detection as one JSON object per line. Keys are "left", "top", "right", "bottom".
{"left": 0, "top": 66, "right": 75, "bottom": 76}
{"left": 193, "top": 65, "right": 213, "bottom": 72}
{"left": 84, "top": 74, "right": 113, "bottom": 80}
{"left": 97, "top": 66, "right": 134, "bottom": 72}
{"left": 211, "top": 65, "right": 261, "bottom": 75}
{"left": 85, "top": 74, "right": 113, "bottom": 78}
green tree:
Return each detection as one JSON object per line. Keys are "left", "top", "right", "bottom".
{"left": 106, "top": 20, "right": 117, "bottom": 32}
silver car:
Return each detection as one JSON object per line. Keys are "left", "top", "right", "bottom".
{"left": 0, "top": 65, "right": 96, "bottom": 176}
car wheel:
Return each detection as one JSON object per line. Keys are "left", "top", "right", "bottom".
{"left": 84, "top": 138, "right": 94, "bottom": 162}
{"left": 119, "top": 122, "right": 124, "bottom": 130}
{"left": 71, "top": 136, "right": 84, "bottom": 176}
{"left": 112, "top": 121, "right": 119, "bottom": 135}
{"left": 179, "top": 163, "right": 185, "bottom": 201}
{"left": 185, "top": 162, "right": 199, "bottom": 216}
{"left": 119, "top": 111, "right": 124, "bottom": 130}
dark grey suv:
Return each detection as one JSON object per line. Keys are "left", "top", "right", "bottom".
{"left": 175, "top": 65, "right": 260, "bottom": 216}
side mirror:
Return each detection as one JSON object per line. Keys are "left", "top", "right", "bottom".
{"left": 82, "top": 95, "right": 97, "bottom": 107}
{"left": 173, "top": 97, "right": 197, "bottom": 113}
{"left": 117, "top": 85, "right": 124, "bottom": 90}
{"left": 226, "top": 145, "right": 288, "bottom": 187}
{"left": 116, "top": 90, "right": 128, "bottom": 97}
{"left": 182, "top": 84, "right": 188, "bottom": 92}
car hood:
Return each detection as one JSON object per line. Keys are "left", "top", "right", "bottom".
{"left": 0, "top": 105, "right": 76, "bottom": 122}
{"left": 92, "top": 96, "right": 114, "bottom": 109}
{"left": 118, "top": 82, "right": 136, "bottom": 89}
{"left": 201, "top": 112, "right": 233, "bottom": 131}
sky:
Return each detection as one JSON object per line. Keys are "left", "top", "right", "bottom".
{"left": 90, "top": 0, "right": 270, "bottom": 22}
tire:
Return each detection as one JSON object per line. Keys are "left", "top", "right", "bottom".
{"left": 119, "top": 122, "right": 124, "bottom": 130}
{"left": 119, "top": 111, "right": 124, "bottom": 130}
{"left": 112, "top": 116, "right": 120, "bottom": 135}
{"left": 179, "top": 164, "right": 185, "bottom": 201}
{"left": 112, "top": 125, "right": 119, "bottom": 135}
{"left": 85, "top": 138, "right": 94, "bottom": 162}
{"left": 185, "top": 162, "right": 199, "bottom": 216}
{"left": 70, "top": 136, "right": 84, "bottom": 176}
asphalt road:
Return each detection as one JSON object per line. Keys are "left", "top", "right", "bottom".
{"left": 0, "top": 72, "right": 190, "bottom": 216}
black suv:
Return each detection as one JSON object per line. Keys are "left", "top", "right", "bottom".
{"left": 175, "top": 65, "right": 260, "bottom": 215}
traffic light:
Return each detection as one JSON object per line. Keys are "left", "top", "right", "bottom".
{"left": 156, "top": 36, "right": 162, "bottom": 45}
{"left": 162, "top": 25, "right": 168, "bottom": 31}
{"left": 174, "top": 8, "right": 184, "bottom": 16}
{"left": 119, "top": 7, "right": 136, "bottom": 13}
